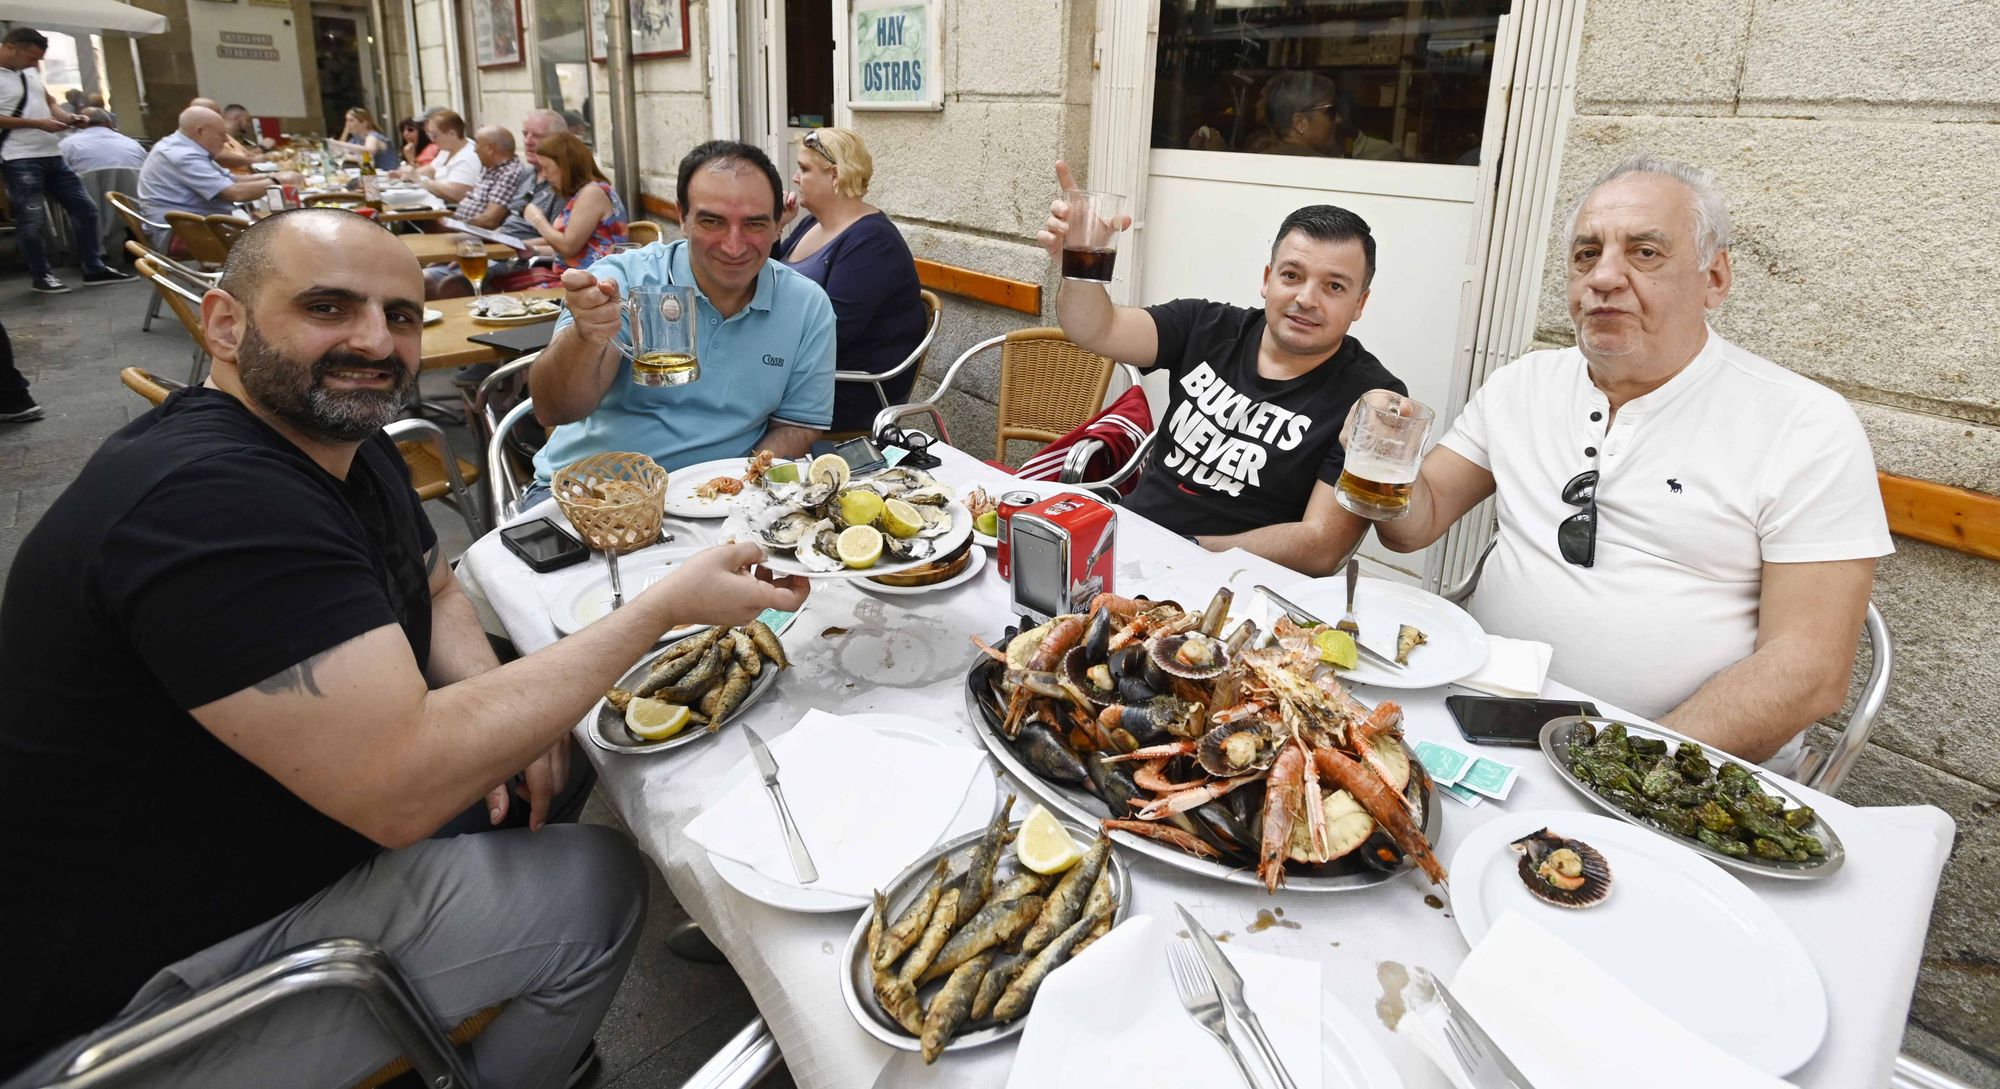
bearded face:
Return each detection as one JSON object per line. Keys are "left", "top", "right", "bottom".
{"left": 233, "top": 317, "right": 417, "bottom": 444}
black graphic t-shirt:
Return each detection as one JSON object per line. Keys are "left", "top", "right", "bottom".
{"left": 1123, "top": 298, "right": 1406, "bottom": 537}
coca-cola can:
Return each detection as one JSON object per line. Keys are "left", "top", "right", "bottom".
{"left": 281, "top": 184, "right": 300, "bottom": 209}
{"left": 995, "top": 490, "right": 1038, "bottom": 581}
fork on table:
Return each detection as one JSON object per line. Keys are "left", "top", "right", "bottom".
{"left": 1166, "top": 941, "right": 1261, "bottom": 1088}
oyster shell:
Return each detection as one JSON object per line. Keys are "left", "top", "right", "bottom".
{"left": 882, "top": 534, "right": 935, "bottom": 562}
{"left": 754, "top": 509, "right": 817, "bottom": 550}
{"left": 1511, "top": 828, "right": 1612, "bottom": 909}
{"left": 917, "top": 505, "right": 954, "bottom": 538}
{"left": 790, "top": 518, "right": 846, "bottom": 572}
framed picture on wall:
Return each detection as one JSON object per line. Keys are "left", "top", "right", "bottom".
{"left": 471, "top": 0, "right": 524, "bottom": 69}
{"left": 845, "top": 0, "right": 942, "bottom": 111}
{"left": 587, "top": 0, "right": 691, "bottom": 62}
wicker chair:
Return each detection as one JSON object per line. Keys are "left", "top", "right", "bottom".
{"left": 872, "top": 326, "right": 1116, "bottom": 465}
{"left": 164, "top": 212, "right": 231, "bottom": 266}
{"left": 626, "top": 220, "right": 662, "bottom": 245}
{"left": 386, "top": 417, "right": 486, "bottom": 538}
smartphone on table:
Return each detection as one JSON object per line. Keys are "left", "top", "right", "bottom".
{"left": 499, "top": 517, "right": 590, "bottom": 573}
{"left": 1445, "top": 695, "right": 1601, "bottom": 748}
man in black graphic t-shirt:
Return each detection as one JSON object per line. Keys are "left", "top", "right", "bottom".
{"left": 0, "top": 209, "right": 809, "bottom": 1086}
{"left": 1036, "top": 163, "right": 1404, "bottom": 575}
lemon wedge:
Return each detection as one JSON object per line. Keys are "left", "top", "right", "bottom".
{"left": 809, "top": 453, "right": 850, "bottom": 490}
{"left": 839, "top": 489, "right": 887, "bottom": 529}
{"left": 836, "top": 525, "right": 883, "bottom": 569}
{"left": 1016, "top": 804, "right": 1084, "bottom": 874}
{"left": 625, "top": 697, "right": 692, "bottom": 741}
{"left": 764, "top": 461, "right": 799, "bottom": 484}
{"left": 974, "top": 510, "right": 999, "bottom": 537}
{"left": 881, "top": 498, "right": 925, "bottom": 539}
{"left": 1313, "top": 628, "right": 1358, "bottom": 670}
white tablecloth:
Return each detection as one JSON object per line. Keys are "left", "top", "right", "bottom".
{"left": 459, "top": 444, "right": 1954, "bottom": 1089}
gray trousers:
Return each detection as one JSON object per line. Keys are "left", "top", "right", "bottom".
{"left": 8, "top": 821, "right": 648, "bottom": 1089}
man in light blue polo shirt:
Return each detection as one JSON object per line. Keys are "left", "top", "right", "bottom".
{"left": 138, "top": 106, "right": 275, "bottom": 231}
{"left": 527, "top": 140, "right": 834, "bottom": 500}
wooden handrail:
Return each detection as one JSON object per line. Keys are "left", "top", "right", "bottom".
{"left": 639, "top": 192, "right": 681, "bottom": 224}
{"left": 1879, "top": 472, "right": 2000, "bottom": 562}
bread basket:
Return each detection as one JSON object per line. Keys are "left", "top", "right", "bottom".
{"left": 551, "top": 452, "right": 669, "bottom": 555}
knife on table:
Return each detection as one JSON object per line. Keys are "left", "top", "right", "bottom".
{"left": 1175, "top": 903, "right": 1299, "bottom": 1089}
{"left": 742, "top": 725, "right": 818, "bottom": 885}
{"left": 1253, "top": 584, "right": 1405, "bottom": 672}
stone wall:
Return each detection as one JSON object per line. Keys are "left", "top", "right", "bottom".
{"left": 116, "top": 0, "right": 326, "bottom": 140}
{"left": 1541, "top": 0, "right": 2000, "bottom": 1080}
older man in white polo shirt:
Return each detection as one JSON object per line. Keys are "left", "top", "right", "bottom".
{"left": 1358, "top": 155, "right": 1890, "bottom": 766}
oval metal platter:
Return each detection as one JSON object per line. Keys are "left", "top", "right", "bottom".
{"left": 1540, "top": 715, "right": 1845, "bottom": 880}
{"left": 584, "top": 630, "right": 783, "bottom": 756}
{"left": 839, "top": 816, "right": 1132, "bottom": 1055}
{"left": 963, "top": 650, "right": 1440, "bottom": 892}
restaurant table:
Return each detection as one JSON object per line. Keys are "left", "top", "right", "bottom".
{"left": 401, "top": 233, "right": 515, "bottom": 266}
{"left": 458, "top": 443, "right": 1954, "bottom": 1089}
{"left": 420, "top": 288, "right": 563, "bottom": 371}
{"left": 381, "top": 206, "right": 451, "bottom": 225}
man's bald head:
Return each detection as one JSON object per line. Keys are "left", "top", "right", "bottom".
{"left": 218, "top": 208, "right": 411, "bottom": 307}
{"left": 81, "top": 108, "right": 115, "bottom": 129}
{"left": 190, "top": 97, "right": 220, "bottom": 112}
{"left": 179, "top": 106, "right": 226, "bottom": 152}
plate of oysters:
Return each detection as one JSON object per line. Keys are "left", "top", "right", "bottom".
{"left": 721, "top": 456, "right": 972, "bottom": 580}
{"left": 469, "top": 294, "right": 562, "bottom": 325}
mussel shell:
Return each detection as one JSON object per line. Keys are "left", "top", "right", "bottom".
{"left": 1061, "top": 646, "right": 1119, "bottom": 709}
{"left": 1107, "top": 645, "right": 1158, "bottom": 703}
{"left": 1512, "top": 830, "right": 1613, "bottom": 909}
{"left": 1011, "top": 718, "right": 1089, "bottom": 784}
{"left": 1148, "top": 632, "right": 1229, "bottom": 682}
{"left": 1080, "top": 606, "right": 1115, "bottom": 664}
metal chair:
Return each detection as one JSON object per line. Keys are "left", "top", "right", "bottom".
{"left": 672, "top": 1017, "right": 782, "bottom": 1089}
{"left": 823, "top": 289, "right": 943, "bottom": 442}
{"left": 872, "top": 326, "right": 1119, "bottom": 465}
{"left": 164, "top": 212, "right": 231, "bottom": 266}
{"left": 78, "top": 168, "right": 142, "bottom": 258}
{"left": 39, "top": 938, "right": 474, "bottom": 1089}
{"left": 132, "top": 256, "right": 213, "bottom": 385}
{"left": 626, "top": 220, "right": 662, "bottom": 245}
{"left": 485, "top": 396, "right": 543, "bottom": 524}
{"left": 386, "top": 417, "right": 486, "bottom": 538}
{"left": 1892, "top": 1054, "right": 1979, "bottom": 1089}
{"left": 1440, "top": 538, "right": 1890, "bottom": 795}
{"left": 110, "top": 193, "right": 178, "bottom": 330}
{"left": 470, "top": 353, "right": 540, "bottom": 448}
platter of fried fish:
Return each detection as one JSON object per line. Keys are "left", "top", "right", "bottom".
{"left": 589, "top": 622, "right": 789, "bottom": 755}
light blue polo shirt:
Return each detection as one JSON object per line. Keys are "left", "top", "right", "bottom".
{"left": 533, "top": 240, "right": 836, "bottom": 486}
{"left": 137, "top": 131, "right": 240, "bottom": 220}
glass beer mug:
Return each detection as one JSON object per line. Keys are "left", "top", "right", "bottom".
{"left": 1336, "top": 390, "right": 1434, "bottom": 520}
{"left": 617, "top": 285, "right": 701, "bottom": 387}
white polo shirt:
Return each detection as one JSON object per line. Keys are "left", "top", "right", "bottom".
{"left": 1439, "top": 328, "right": 1891, "bottom": 754}
{"left": 0, "top": 65, "right": 62, "bottom": 160}
{"left": 430, "top": 143, "right": 482, "bottom": 188}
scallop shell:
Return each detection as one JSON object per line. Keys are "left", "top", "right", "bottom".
{"left": 1511, "top": 828, "right": 1613, "bottom": 909}
{"left": 1147, "top": 632, "right": 1229, "bottom": 682}
{"left": 1195, "top": 719, "right": 1276, "bottom": 777}
{"left": 1061, "top": 645, "right": 1119, "bottom": 709}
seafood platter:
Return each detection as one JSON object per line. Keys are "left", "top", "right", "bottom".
{"left": 965, "top": 588, "right": 1446, "bottom": 893}
{"left": 588, "top": 622, "right": 789, "bottom": 755}
{"left": 718, "top": 453, "right": 973, "bottom": 580}
{"left": 841, "top": 799, "right": 1131, "bottom": 1062}
{"left": 1541, "top": 717, "right": 1844, "bottom": 879}
{"left": 468, "top": 294, "right": 562, "bottom": 324}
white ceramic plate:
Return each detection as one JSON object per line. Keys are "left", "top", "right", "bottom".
{"left": 1276, "top": 576, "right": 1488, "bottom": 688}
{"left": 1319, "top": 996, "right": 1404, "bottom": 1089}
{"left": 422, "top": 308, "right": 443, "bottom": 326}
{"left": 1448, "top": 810, "right": 1827, "bottom": 1076}
{"left": 662, "top": 456, "right": 778, "bottom": 519}
{"left": 706, "top": 714, "right": 1000, "bottom": 912}
{"left": 971, "top": 528, "right": 998, "bottom": 549}
{"left": 468, "top": 296, "right": 562, "bottom": 326}
{"left": 854, "top": 544, "right": 987, "bottom": 597}
{"left": 729, "top": 502, "right": 975, "bottom": 581}
{"left": 548, "top": 541, "right": 705, "bottom": 638}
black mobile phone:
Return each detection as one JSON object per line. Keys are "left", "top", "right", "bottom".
{"left": 1445, "top": 695, "right": 1601, "bottom": 748}
{"left": 832, "top": 435, "right": 889, "bottom": 476}
{"left": 499, "top": 517, "right": 590, "bottom": 573}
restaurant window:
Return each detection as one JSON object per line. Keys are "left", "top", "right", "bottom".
{"left": 534, "top": 0, "right": 599, "bottom": 148}
{"left": 1151, "top": 0, "right": 1509, "bottom": 166}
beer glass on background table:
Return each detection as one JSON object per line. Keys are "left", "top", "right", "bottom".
{"left": 456, "top": 238, "right": 489, "bottom": 296}
{"left": 621, "top": 285, "right": 702, "bottom": 387}
{"left": 1061, "top": 189, "right": 1127, "bottom": 283}
{"left": 1336, "top": 391, "right": 1435, "bottom": 520}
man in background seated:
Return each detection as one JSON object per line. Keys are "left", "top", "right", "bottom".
{"left": 1260, "top": 71, "right": 1339, "bottom": 157}
{"left": 0, "top": 208, "right": 809, "bottom": 1087}
{"left": 1361, "top": 156, "right": 1888, "bottom": 765}
{"left": 527, "top": 140, "right": 834, "bottom": 503}
{"left": 139, "top": 106, "right": 277, "bottom": 231}
{"left": 422, "top": 126, "right": 534, "bottom": 300}
{"left": 1036, "top": 162, "right": 1402, "bottom": 577}
{"left": 221, "top": 103, "right": 267, "bottom": 153}
{"left": 59, "top": 107, "right": 145, "bottom": 173}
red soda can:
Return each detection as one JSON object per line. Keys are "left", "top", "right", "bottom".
{"left": 281, "top": 184, "right": 300, "bottom": 209}
{"left": 995, "top": 490, "right": 1038, "bottom": 581}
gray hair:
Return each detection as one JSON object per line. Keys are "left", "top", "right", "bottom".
{"left": 524, "top": 107, "right": 568, "bottom": 132}
{"left": 1566, "top": 154, "right": 1732, "bottom": 267}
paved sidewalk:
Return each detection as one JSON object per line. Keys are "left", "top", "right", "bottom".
{"left": 0, "top": 260, "right": 789, "bottom": 1088}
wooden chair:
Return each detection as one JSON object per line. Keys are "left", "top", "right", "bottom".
{"left": 871, "top": 326, "right": 1118, "bottom": 465}
{"left": 204, "top": 214, "right": 250, "bottom": 251}
{"left": 626, "top": 220, "right": 661, "bottom": 245}
{"left": 823, "top": 289, "right": 944, "bottom": 443}
{"left": 164, "top": 211, "right": 231, "bottom": 266}
{"left": 385, "top": 417, "right": 486, "bottom": 538}
{"left": 119, "top": 367, "right": 184, "bottom": 406}
{"left": 133, "top": 255, "right": 213, "bottom": 384}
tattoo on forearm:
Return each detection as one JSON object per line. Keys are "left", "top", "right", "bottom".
{"left": 254, "top": 651, "right": 330, "bottom": 697}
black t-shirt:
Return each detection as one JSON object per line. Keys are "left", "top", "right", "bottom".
{"left": 0, "top": 388, "right": 436, "bottom": 1073}
{"left": 1122, "top": 298, "right": 1406, "bottom": 537}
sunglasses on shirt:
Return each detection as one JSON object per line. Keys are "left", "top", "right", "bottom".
{"left": 1558, "top": 469, "right": 1598, "bottom": 568}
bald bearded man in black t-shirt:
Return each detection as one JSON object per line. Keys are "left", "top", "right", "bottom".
{"left": 0, "top": 209, "right": 809, "bottom": 1087}
{"left": 1037, "top": 163, "right": 1404, "bottom": 576}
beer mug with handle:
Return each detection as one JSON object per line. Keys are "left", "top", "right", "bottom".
{"left": 1336, "top": 390, "right": 1434, "bottom": 520}
{"left": 619, "top": 284, "right": 702, "bottom": 387}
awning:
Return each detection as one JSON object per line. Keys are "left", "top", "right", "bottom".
{"left": 0, "top": 0, "right": 169, "bottom": 36}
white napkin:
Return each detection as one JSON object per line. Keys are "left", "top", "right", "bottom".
{"left": 1453, "top": 636, "right": 1553, "bottom": 698}
{"left": 684, "top": 711, "right": 985, "bottom": 898}
{"left": 1005, "top": 915, "right": 1321, "bottom": 1089}
{"left": 1408, "top": 911, "right": 1790, "bottom": 1089}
